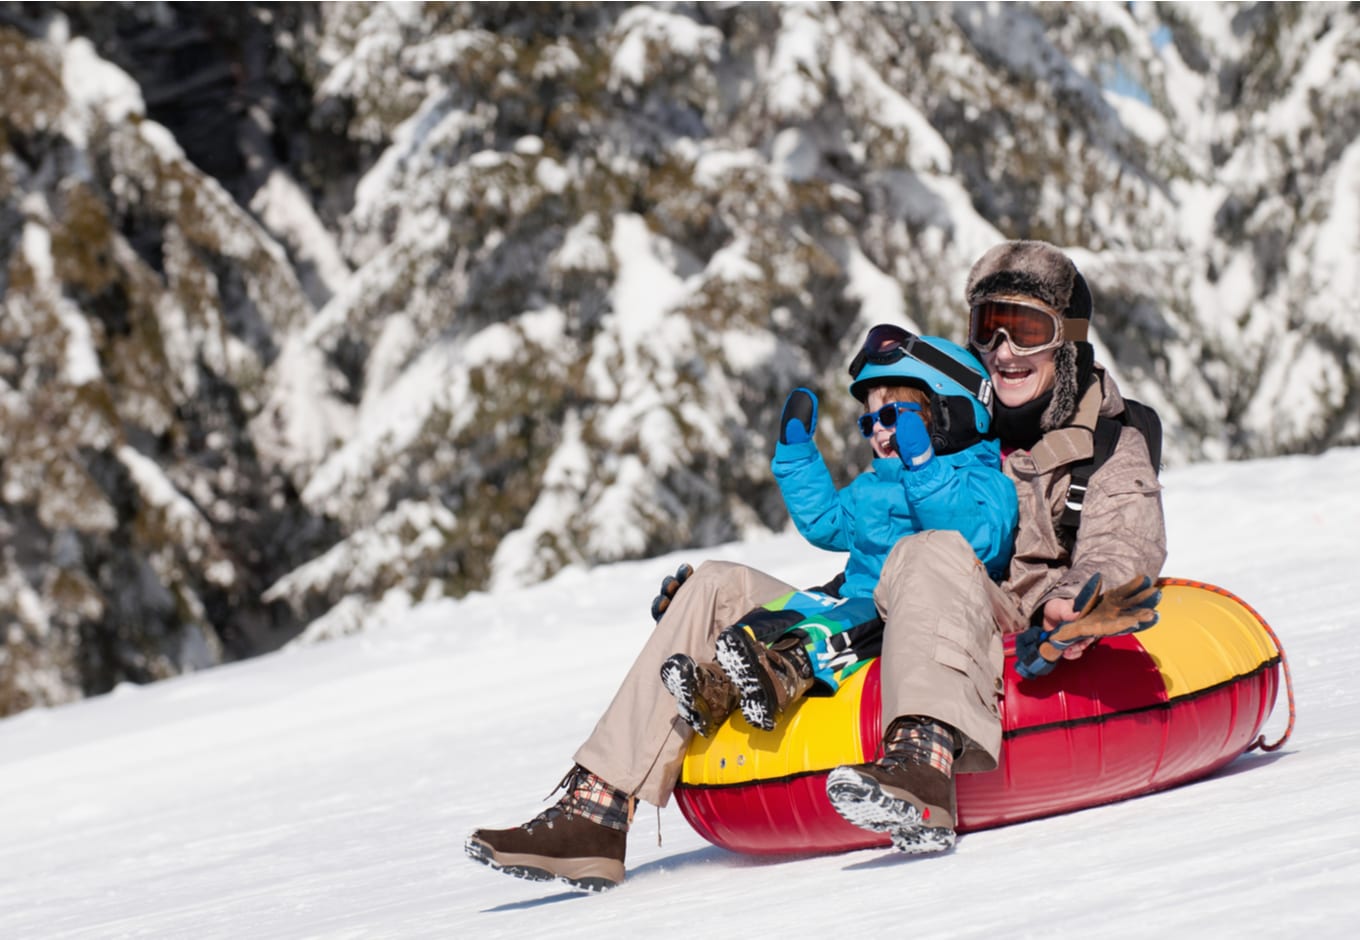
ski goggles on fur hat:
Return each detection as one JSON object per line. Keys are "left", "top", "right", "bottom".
{"left": 969, "top": 297, "right": 1089, "bottom": 355}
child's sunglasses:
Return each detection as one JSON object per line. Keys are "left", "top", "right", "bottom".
{"left": 857, "top": 401, "right": 922, "bottom": 438}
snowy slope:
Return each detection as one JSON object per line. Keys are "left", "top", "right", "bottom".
{"left": 1, "top": 447, "right": 1358, "bottom": 938}
{"left": 6, "top": 2, "right": 1360, "bottom": 711}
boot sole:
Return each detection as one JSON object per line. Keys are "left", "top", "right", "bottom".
{"left": 464, "top": 835, "right": 623, "bottom": 893}
{"left": 825, "top": 766, "right": 956, "bottom": 855}
{"left": 714, "top": 628, "right": 777, "bottom": 731}
{"left": 659, "top": 656, "right": 711, "bottom": 737}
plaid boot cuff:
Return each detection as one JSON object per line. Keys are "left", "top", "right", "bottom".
{"left": 885, "top": 717, "right": 958, "bottom": 777}
{"left": 557, "top": 766, "right": 635, "bottom": 832}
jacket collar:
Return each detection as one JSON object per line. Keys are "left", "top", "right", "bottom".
{"left": 1027, "top": 375, "right": 1104, "bottom": 473}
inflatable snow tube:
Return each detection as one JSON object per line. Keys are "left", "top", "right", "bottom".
{"left": 674, "top": 579, "right": 1285, "bottom": 855}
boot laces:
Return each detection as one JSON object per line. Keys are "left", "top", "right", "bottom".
{"left": 533, "top": 765, "right": 634, "bottom": 832}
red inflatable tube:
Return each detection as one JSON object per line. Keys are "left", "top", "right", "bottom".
{"left": 674, "top": 580, "right": 1284, "bottom": 855}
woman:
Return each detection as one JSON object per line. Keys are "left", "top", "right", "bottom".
{"left": 824, "top": 239, "right": 1168, "bottom": 855}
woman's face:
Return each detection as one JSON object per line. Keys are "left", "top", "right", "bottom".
{"left": 980, "top": 342, "right": 1057, "bottom": 408}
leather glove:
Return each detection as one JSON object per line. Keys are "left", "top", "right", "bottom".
{"left": 780, "top": 388, "right": 818, "bottom": 444}
{"left": 891, "top": 403, "right": 934, "bottom": 470}
{"left": 650, "top": 563, "right": 694, "bottom": 622}
{"left": 1014, "top": 573, "right": 1161, "bottom": 680}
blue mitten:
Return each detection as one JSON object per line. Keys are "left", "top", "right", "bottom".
{"left": 891, "top": 403, "right": 934, "bottom": 470}
{"left": 780, "top": 388, "right": 819, "bottom": 444}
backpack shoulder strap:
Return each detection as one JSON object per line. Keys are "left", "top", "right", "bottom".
{"left": 1123, "top": 398, "right": 1164, "bottom": 473}
{"left": 1057, "top": 416, "right": 1122, "bottom": 535}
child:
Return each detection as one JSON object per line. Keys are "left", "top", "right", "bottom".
{"left": 661, "top": 326, "right": 1018, "bottom": 734}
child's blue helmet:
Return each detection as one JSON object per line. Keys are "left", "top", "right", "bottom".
{"left": 848, "top": 325, "right": 994, "bottom": 453}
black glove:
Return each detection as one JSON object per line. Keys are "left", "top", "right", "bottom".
{"left": 650, "top": 563, "right": 694, "bottom": 622}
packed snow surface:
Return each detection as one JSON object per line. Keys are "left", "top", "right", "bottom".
{"left": 2, "top": 447, "right": 1358, "bottom": 937}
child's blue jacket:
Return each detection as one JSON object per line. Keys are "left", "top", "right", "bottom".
{"left": 771, "top": 438, "right": 1017, "bottom": 599}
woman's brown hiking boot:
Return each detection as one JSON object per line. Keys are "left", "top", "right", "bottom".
{"left": 714, "top": 627, "right": 815, "bottom": 731}
{"left": 464, "top": 766, "right": 631, "bottom": 892}
{"left": 825, "top": 717, "right": 959, "bottom": 854}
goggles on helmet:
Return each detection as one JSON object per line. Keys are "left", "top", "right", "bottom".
{"left": 968, "top": 297, "right": 1088, "bottom": 356}
{"left": 847, "top": 325, "right": 992, "bottom": 409}
{"left": 857, "top": 401, "right": 921, "bottom": 438}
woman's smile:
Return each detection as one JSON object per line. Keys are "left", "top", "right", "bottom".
{"left": 982, "top": 344, "right": 1056, "bottom": 407}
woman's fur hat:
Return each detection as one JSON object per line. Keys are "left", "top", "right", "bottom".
{"left": 965, "top": 240, "right": 1093, "bottom": 429}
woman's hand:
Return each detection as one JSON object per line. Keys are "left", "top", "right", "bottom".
{"left": 1042, "top": 596, "right": 1096, "bottom": 659}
